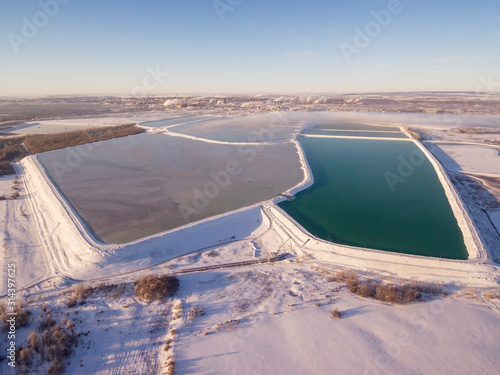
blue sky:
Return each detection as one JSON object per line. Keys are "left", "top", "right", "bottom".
{"left": 1, "top": 0, "right": 499, "bottom": 96}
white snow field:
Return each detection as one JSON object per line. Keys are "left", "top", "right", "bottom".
{"left": 1, "top": 111, "right": 499, "bottom": 375}
{"left": 425, "top": 143, "right": 500, "bottom": 176}
{"left": 172, "top": 269, "right": 500, "bottom": 375}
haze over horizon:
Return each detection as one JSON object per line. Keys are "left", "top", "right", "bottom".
{"left": 1, "top": 0, "right": 499, "bottom": 97}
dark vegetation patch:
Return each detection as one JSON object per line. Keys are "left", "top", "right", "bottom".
{"left": 0, "top": 124, "right": 144, "bottom": 176}
{"left": 1, "top": 300, "right": 32, "bottom": 330}
{"left": 16, "top": 305, "right": 77, "bottom": 375}
{"left": 66, "top": 282, "right": 126, "bottom": 308}
{"left": 23, "top": 124, "right": 143, "bottom": 154}
{"left": 331, "top": 270, "right": 443, "bottom": 304}
{"left": 134, "top": 274, "right": 180, "bottom": 302}
{"left": 0, "top": 137, "right": 28, "bottom": 175}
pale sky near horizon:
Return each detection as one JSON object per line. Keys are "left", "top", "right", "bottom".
{"left": 0, "top": 0, "right": 499, "bottom": 96}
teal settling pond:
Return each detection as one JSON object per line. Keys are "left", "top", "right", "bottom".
{"left": 279, "top": 137, "right": 468, "bottom": 259}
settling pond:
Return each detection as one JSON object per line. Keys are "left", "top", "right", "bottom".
{"left": 37, "top": 133, "right": 303, "bottom": 244}
{"left": 279, "top": 137, "right": 468, "bottom": 259}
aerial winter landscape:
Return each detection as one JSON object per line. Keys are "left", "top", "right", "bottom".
{"left": 1, "top": 1, "right": 500, "bottom": 375}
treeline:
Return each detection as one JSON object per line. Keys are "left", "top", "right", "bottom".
{"left": 453, "top": 127, "right": 500, "bottom": 135}
{"left": 0, "top": 124, "right": 144, "bottom": 175}
{"left": 0, "top": 137, "right": 28, "bottom": 175}
{"left": 23, "top": 123, "right": 144, "bottom": 154}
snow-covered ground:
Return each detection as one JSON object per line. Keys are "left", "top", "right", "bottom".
{"left": 173, "top": 268, "right": 500, "bottom": 375}
{"left": 2, "top": 264, "right": 499, "bottom": 375}
{"left": 425, "top": 143, "right": 500, "bottom": 176}
{"left": 2, "top": 111, "right": 206, "bottom": 135}
{"left": 1, "top": 111, "right": 500, "bottom": 374}
{"left": 6, "top": 117, "right": 136, "bottom": 135}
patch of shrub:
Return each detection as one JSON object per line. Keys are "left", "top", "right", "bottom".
{"left": 14, "top": 306, "right": 77, "bottom": 375}
{"left": 38, "top": 310, "right": 77, "bottom": 374}
{"left": 357, "top": 283, "right": 376, "bottom": 298}
{"left": 165, "top": 357, "right": 175, "bottom": 375}
{"left": 333, "top": 270, "right": 424, "bottom": 304}
{"left": 188, "top": 306, "right": 204, "bottom": 320}
{"left": 0, "top": 137, "right": 27, "bottom": 175}
{"left": 67, "top": 284, "right": 94, "bottom": 307}
{"left": 0, "top": 161, "right": 15, "bottom": 175}
{"left": 1, "top": 300, "right": 31, "bottom": 331}
{"left": 331, "top": 308, "right": 341, "bottom": 319}
{"left": 134, "top": 274, "right": 179, "bottom": 302}
{"left": 345, "top": 272, "right": 359, "bottom": 293}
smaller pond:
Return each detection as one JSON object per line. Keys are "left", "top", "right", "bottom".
{"left": 279, "top": 137, "right": 468, "bottom": 259}
{"left": 311, "top": 122, "right": 401, "bottom": 132}
{"left": 307, "top": 130, "right": 408, "bottom": 138}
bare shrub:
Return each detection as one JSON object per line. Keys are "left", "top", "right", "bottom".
{"left": 164, "top": 338, "right": 172, "bottom": 352}
{"left": 109, "top": 284, "right": 125, "bottom": 299}
{"left": 345, "top": 273, "right": 358, "bottom": 293}
{"left": 41, "top": 322, "right": 77, "bottom": 373}
{"left": 27, "top": 331, "right": 41, "bottom": 353}
{"left": 173, "top": 300, "right": 182, "bottom": 319}
{"left": 48, "top": 358, "right": 65, "bottom": 375}
{"left": 484, "top": 290, "right": 500, "bottom": 300}
{"left": 165, "top": 357, "right": 175, "bottom": 375}
{"left": 373, "top": 284, "right": 420, "bottom": 304}
{"left": 134, "top": 274, "right": 179, "bottom": 302}
{"left": 0, "top": 161, "right": 16, "bottom": 176}
{"left": 39, "top": 311, "right": 56, "bottom": 331}
{"left": 19, "top": 310, "right": 77, "bottom": 375}
{"left": 357, "top": 283, "right": 375, "bottom": 298}
{"left": 400, "top": 286, "right": 419, "bottom": 304}
{"left": 375, "top": 285, "right": 398, "bottom": 303}
{"left": 331, "top": 308, "right": 341, "bottom": 319}
{"left": 1, "top": 300, "right": 31, "bottom": 330}
{"left": 66, "top": 297, "right": 77, "bottom": 308}
{"left": 74, "top": 284, "right": 92, "bottom": 299}
{"left": 17, "top": 300, "right": 32, "bottom": 328}
{"left": 17, "top": 346, "right": 33, "bottom": 368}
{"left": 67, "top": 284, "right": 93, "bottom": 307}
{"left": 188, "top": 306, "right": 204, "bottom": 320}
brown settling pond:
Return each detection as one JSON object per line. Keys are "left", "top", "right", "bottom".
{"left": 37, "top": 133, "right": 303, "bottom": 244}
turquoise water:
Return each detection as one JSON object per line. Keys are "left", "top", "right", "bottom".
{"left": 312, "top": 122, "right": 401, "bottom": 132}
{"left": 307, "top": 130, "right": 408, "bottom": 138}
{"left": 279, "top": 137, "right": 468, "bottom": 259}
